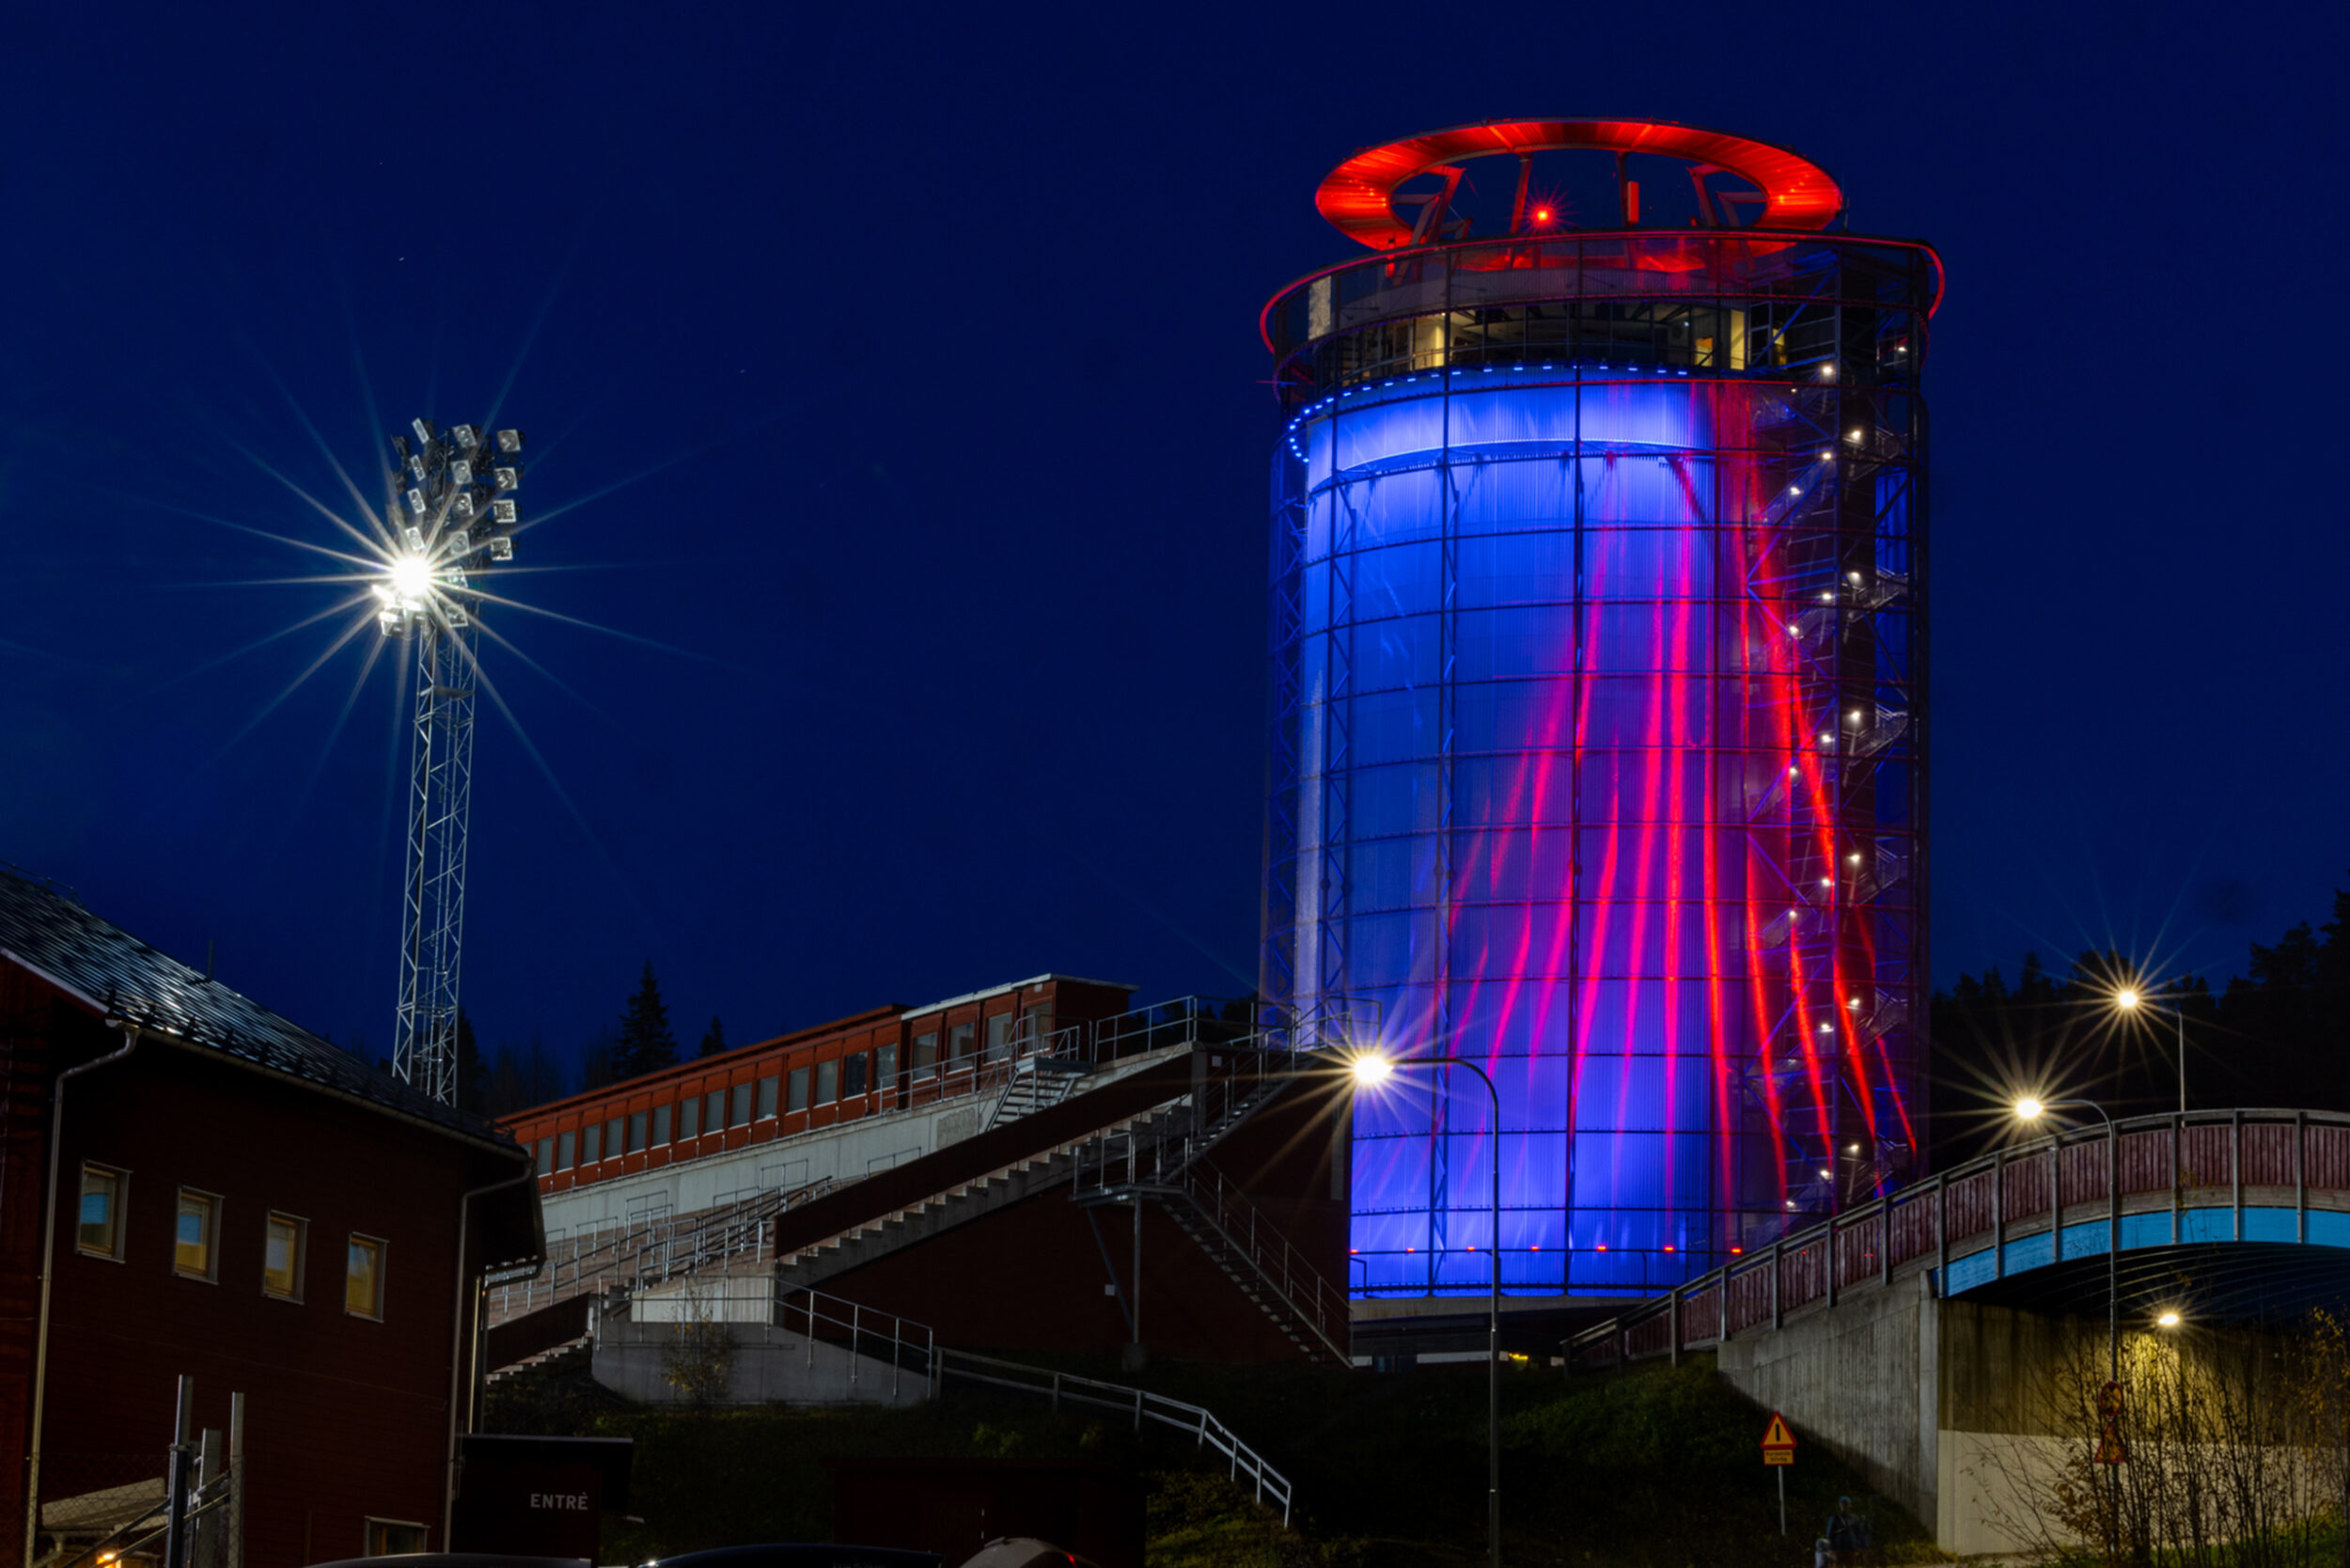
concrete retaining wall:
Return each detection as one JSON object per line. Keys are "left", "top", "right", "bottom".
{"left": 1715, "top": 1273, "right": 1938, "bottom": 1531}
{"left": 592, "top": 1319, "right": 928, "bottom": 1408}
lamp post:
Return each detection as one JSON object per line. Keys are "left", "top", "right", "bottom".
{"left": 1349, "top": 1050, "right": 1502, "bottom": 1568}
{"left": 2113, "top": 986, "right": 2187, "bottom": 1116}
{"left": 2017, "top": 1094, "right": 2122, "bottom": 1558}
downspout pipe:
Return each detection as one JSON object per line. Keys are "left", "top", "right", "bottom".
{"left": 24, "top": 1018, "right": 141, "bottom": 1568}
{"left": 442, "top": 1163, "right": 538, "bottom": 1549}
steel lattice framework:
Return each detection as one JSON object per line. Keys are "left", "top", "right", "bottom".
{"left": 380, "top": 416, "right": 524, "bottom": 1104}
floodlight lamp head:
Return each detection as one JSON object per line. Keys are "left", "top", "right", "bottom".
{"left": 495, "top": 429, "right": 524, "bottom": 454}
{"left": 387, "top": 554, "right": 434, "bottom": 604}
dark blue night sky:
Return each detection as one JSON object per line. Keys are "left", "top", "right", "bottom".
{"left": 2, "top": 3, "right": 2341, "bottom": 1074}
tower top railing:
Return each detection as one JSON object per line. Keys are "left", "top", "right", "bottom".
{"left": 1261, "top": 229, "right": 1943, "bottom": 400}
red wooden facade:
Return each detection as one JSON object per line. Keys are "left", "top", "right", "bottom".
{"left": 0, "top": 877, "right": 535, "bottom": 1568}
{"left": 503, "top": 976, "right": 1134, "bottom": 1198}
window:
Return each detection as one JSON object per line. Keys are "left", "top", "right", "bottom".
{"left": 652, "top": 1105, "right": 671, "bottom": 1145}
{"left": 949, "top": 1022, "right": 975, "bottom": 1062}
{"left": 630, "top": 1110, "right": 648, "bottom": 1152}
{"left": 986, "top": 1013, "right": 1011, "bottom": 1061}
{"left": 680, "top": 1095, "right": 700, "bottom": 1140}
{"left": 877, "top": 1043, "right": 899, "bottom": 1094}
{"left": 556, "top": 1130, "right": 575, "bottom": 1170}
{"left": 77, "top": 1164, "right": 126, "bottom": 1259}
{"left": 364, "top": 1519, "right": 427, "bottom": 1557}
{"left": 843, "top": 1052, "right": 868, "bottom": 1097}
{"left": 346, "top": 1234, "right": 386, "bottom": 1319}
{"left": 708, "top": 1090, "right": 728, "bottom": 1132}
{"left": 535, "top": 1137, "right": 553, "bottom": 1176}
{"left": 582, "top": 1123, "right": 602, "bottom": 1164}
{"left": 915, "top": 1031, "right": 939, "bottom": 1081}
{"left": 263, "top": 1214, "right": 306, "bottom": 1300}
{"left": 787, "top": 1066, "right": 809, "bottom": 1114}
{"left": 605, "top": 1116, "right": 625, "bottom": 1158}
{"left": 756, "top": 1074, "right": 779, "bottom": 1121}
{"left": 730, "top": 1082, "right": 751, "bottom": 1127}
{"left": 175, "top": 1190, "right": 219, "bottom": 1280}
{"left": 815, "top": 1058, "right": 838, "bottom": 1105}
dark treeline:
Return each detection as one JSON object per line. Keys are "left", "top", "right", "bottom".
{"left": 443, "top": 960, "right": 745, "bottom": 1120}
{"left": 1929, "top": 885, "right": 2350, "bottom": 1171}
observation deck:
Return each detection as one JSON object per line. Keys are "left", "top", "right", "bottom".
{"left": 1260, "top": 119, "right": 1942, "bottom": 409}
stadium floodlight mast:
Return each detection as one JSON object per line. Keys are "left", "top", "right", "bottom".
{"left": 376, "top": 416, "right": 524, "bottom": 1105}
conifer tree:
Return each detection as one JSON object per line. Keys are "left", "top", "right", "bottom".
{"left": 614, "top": 961, "right": 679, "bottom": 1079}
{"left": 454, "top": 1007, "right": 488, "bottom": 1112}
{"left": 698, "top": 1015, "right": 728, "bottom": 1058}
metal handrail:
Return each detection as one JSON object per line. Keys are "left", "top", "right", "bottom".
{"left": 1164, "top": 1161, "right": 1349, "bottom": 1363}
{"left": 935, "top": 1348, "right": 1295, "bottom": 1523}
{"left": 772, "top": 1284, "right": 936, "bottom": 1403}
{"left": 491, "top": 1174, "right": 838, "bottom": 1324}
{"left": 601, "top": 1277, "right": 1289, "bottom": 1514}
{"left": 1568, "top": 1107, "right": 2350, "bottom": 1366}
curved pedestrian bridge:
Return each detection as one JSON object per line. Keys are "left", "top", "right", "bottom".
{"left": 1565, "top": 1110, "right": 2350, "bottom": 1558}
{"left": 1575, "top": 1109, "right": 2350, "bottom": 1365}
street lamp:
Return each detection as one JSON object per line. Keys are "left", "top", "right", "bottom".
{"left": 2017, "top": 1094, "right": 2123, "bottom": 1554}
{"left": 1348, "top": 1049, "right": 1502, "bottom": 1568}
{"left": 2015, "top": 1096, "right": 2119, "bottom": 1380}
{"left": 2155, "top": 1309, "right": 2181, "bottom": 1329}
{"left": 2113, "top": 984, "right": 2188, "bottom": 1116}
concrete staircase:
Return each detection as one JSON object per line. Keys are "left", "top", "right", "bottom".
{"left": 773, "top": 1106, "right": 1185, "bottom": 1293}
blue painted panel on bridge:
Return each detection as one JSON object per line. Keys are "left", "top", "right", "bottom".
{"left": 1935, "top": 1207, "right": 2343, "bottom": 1298}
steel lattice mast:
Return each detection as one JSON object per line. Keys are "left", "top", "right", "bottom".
{"left": 379, "top": 416, "right": 524, "bottom": 1104}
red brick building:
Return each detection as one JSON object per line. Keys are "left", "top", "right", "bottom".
{"left": 0, "top": 870, "right": 539, "bottom": 1568}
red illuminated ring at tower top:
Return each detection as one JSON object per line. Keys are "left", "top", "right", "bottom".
{"left": 1316, "top": 118, "right": 1843, "bottom": 247}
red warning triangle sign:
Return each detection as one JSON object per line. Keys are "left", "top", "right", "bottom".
{"left": 1762, "top": 1413, "right": 1796, "bottom": 1450}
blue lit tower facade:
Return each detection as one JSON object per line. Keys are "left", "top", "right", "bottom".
{"left": 1259, "top": 120, "right": 1941, "bottom": 1297}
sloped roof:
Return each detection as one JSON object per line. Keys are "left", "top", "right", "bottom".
{"left": 0, "top": 867, "right": 515, "bottom": 1150}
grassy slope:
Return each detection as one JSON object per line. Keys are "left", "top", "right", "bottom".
{"left": 486, "top": 1349, "right": 1935, "bottom": 1568}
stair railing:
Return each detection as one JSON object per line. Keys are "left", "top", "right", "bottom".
{"left": 1170, "top": 1161, "right": 1350, "bottom": 1363}
{"left": 934, "top": 1349, "right": 1296, "bottom": 1523}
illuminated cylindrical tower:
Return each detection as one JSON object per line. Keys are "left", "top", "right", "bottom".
{"left": 1260, "top": 120, "right": 1941, "bottom": 1298}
